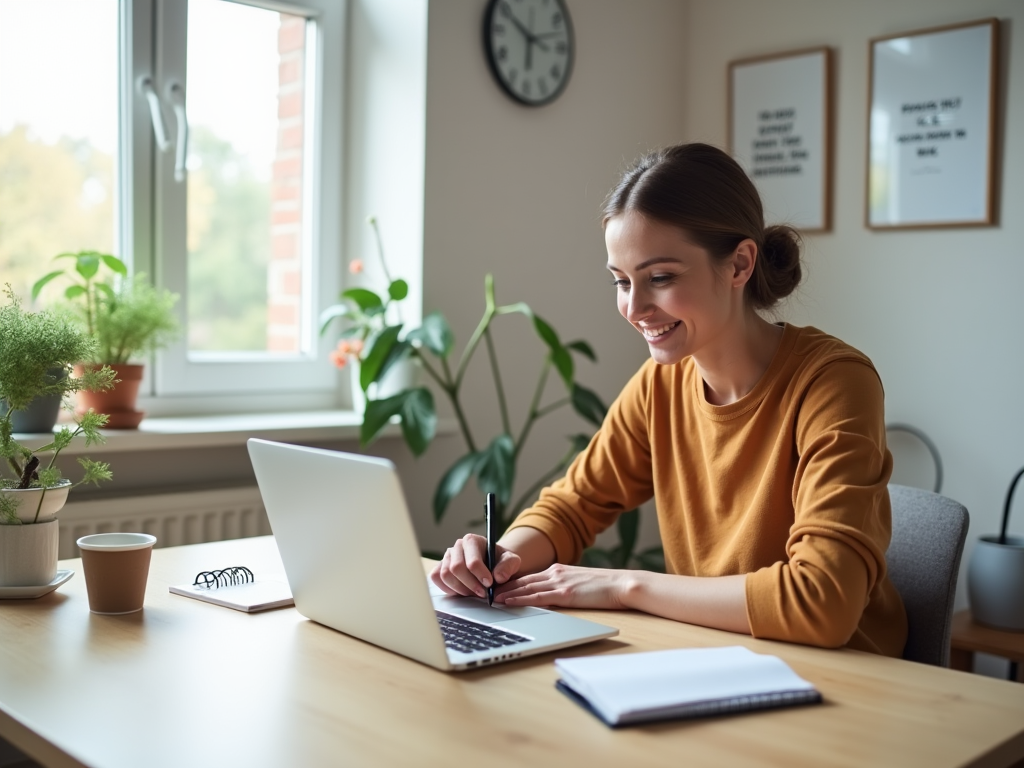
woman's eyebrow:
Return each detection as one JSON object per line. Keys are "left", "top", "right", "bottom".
{"left": 607, "top": 257, "right": 684, "bottom": 272}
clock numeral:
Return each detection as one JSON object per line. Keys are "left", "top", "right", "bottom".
{"left": 555, "top": 41, "right": 567, "bottom": 55}
{"left": 550, "top": 64, "right": 561, "bottom": 79}
{"left": 538, "top": 78, "right": 548, "bottom": 96}
{"left": 497, "top": 46, "right": 508, "bottom": 61}
{"left": 552, "top": 11, "right": 562, "bottom": 26}
{"left": 493, "top": 23, "right": 505, "bottom": 35}
{"left": 508, "top": 68, "right": 518, "bottom": 84}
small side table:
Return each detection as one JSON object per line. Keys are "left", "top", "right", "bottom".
{"left": 950, "top": 609, "right": 1024, "bottom": 682}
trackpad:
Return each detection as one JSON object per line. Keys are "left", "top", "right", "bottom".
{"left": 433, "top": 595, "right": 547, "bottom": 623}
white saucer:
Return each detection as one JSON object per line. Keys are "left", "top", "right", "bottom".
{"left": 0, "top": 570, "right": 74, "bottom": 599}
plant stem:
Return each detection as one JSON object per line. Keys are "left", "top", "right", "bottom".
{"left": 455, "top": 307, "right": 493, "bottom": 389}
{"left": 440, "top": 356, "right": 477, "bottom": 453}
{"left": 412, "top": 349, "right": 447, "bottom": 393}
{"left": 483, "top": 328, "right": 511, "bottom": 437}
{"left": 533, "top": 397, "right": 569, "bottom": 420}
{"left": 514, "top": 360, "right": 550, "bottom": 460}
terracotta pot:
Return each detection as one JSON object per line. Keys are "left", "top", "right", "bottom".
{"left": 75, "top": 363, "right": 145, "bottom": 430}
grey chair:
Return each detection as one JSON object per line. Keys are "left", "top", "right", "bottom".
{"left": 885, "top": 483, "right": 970, "bottom": 667}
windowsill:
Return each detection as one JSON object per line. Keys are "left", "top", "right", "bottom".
{"left": 14, "top": 411, "right": 456, "bottom": 455}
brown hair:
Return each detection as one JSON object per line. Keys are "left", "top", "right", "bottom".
{"left": 602, "top": 143, "right": 802, "bottom": 310}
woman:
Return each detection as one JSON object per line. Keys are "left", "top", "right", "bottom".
{"left": 430, "top": 143, "right": 907, "bottom": 656}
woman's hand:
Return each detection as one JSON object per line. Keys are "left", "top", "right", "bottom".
{"left": 495, "top": 564, "right": 635, "bottom": 610}
{"left": 430, "top": 534, "right": 522, "bottom": 599}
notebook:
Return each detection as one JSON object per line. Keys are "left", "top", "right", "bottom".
{"left": 555, "top": 646, "right": 822, "bottom": 727}
{"left": 170, "top": 566, "right": 294, "bottom": 613}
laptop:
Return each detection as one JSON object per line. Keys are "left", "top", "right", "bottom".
{"left": 247, "top": 438, "right": 618, "bottom": 671}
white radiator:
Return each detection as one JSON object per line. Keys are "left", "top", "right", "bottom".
{"left": 58, "top": 486, "right": 271, "bottom": 559}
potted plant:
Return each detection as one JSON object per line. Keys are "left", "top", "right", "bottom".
{"left": 968, "top": 465, "right": 1024, "bottom": 630}
{"left": 321, "top": 221, "right": 662, "bottom": 569}
{"left": 33, "top": 251, "right": 179, "bottom": 429}
{"left": 0, "top": 286, "right": 115, "bottom": 587}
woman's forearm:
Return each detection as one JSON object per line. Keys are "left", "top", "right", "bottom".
{"left": 498, "top": 526, "right": 557, "bottom": 576}
{"left": 621, "top": 571, "right": 752, "bottom": 635}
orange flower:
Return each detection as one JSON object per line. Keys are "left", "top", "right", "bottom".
{"left": 348, "top": 338, "right": 364, "bottom": 356}
{"left": 336, "top": 340, "right": 351, "bottom": 355}
{"left": 329, "top": 350, "right": 348, "bottom": 369}
{"left": 348, "top": 259, "right": 364, "bottom": 274}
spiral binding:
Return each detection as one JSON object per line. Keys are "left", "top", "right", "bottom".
{"left": 193, "top": 566, "right": 255, "bottom": 589}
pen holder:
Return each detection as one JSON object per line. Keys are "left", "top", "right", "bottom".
{"left": 967, "top": 466, "right": 1024, "bottom": 631}
{"left": 77, "top": 533, "right": 157, "bottom": 615}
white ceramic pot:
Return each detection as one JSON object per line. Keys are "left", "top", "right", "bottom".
{"left": 0, "top": 519, "right": 59, "bottom": 586}
{"left": 0, "top": 482, "right": 71, "bottom": 524}
{"left": 968, "top": 535, "right": 1024, "bottom": 631}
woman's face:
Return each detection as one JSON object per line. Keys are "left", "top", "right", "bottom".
{"left": 605, "top": 211, "right": 740, "bottom": 366}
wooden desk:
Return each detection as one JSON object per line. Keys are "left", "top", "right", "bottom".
{"left": 1, "top": 537, "right": 1023, "bottom": 768}
{"left": 951, "top": 609, "right": 1024, "bottom": 683}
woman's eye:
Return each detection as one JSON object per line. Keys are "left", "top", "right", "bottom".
{"left": 650, "top": 274, "right": 674, "bottom": 284}
{"left": 611, "top": 278, "right": 629, "bottom": 290}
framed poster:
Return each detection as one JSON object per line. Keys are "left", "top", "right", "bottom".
{"left": 729, "top": 47, "right": 832, "bottom": 232}
{"left": 866, "top": 18, "right": 998, "bottom": 229}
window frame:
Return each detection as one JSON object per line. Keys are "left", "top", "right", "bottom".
{"left": 123, "top": 0, "right": 346, "bottom": 406}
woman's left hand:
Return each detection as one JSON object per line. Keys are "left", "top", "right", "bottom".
{"left": 495, "top": 563, "right": 635, "bottom": 610}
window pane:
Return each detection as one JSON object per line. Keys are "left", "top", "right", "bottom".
{"left": 0, "top": 0, "right": 120, "bottom": 304}
{"left": 186, "top": 0, "right": 308, "bottom": 354}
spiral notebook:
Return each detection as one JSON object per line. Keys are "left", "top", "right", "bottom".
{"left": 555, "top": 646, "right": 822, "bottom": 727}
{"left": 169, "top": 566, "right": 294, "bottom": 613}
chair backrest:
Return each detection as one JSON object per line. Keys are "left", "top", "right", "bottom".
{"left": 885, "top": 484, "right": 970, "bottom": 667}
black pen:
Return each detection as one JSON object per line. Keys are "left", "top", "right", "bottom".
{"left": 485, "top": 492, "right": 497, "bottom": 606}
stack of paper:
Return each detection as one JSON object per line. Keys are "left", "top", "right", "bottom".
{"left": 555, "top": 646, "right": 821, "bottom": 727}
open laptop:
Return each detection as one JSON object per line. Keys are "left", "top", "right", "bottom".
{"left": 247, "top": 438, "right": 618, "bottom": 671}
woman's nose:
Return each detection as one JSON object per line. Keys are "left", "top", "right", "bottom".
{"left": 624, "top": 286, "right": 651, "bottom": 323}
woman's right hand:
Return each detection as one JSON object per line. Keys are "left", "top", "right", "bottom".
{"left": 430, "top": 533, "right": 522, "bottom": 599}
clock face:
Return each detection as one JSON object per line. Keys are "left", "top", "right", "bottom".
{"left": 483, "top": 0, "right": 574, "bottom": 106}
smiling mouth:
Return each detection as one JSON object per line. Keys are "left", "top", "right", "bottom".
{"left": 640, "top": 321, "right": 681, "bottom": 341}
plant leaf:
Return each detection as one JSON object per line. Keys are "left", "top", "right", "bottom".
{"left": 388, "top": 279, "right": 409, "bottom": 301}
{"left": 342, "top": 288, "right": 383, "bottom": 312}
{"left": 360, "top": 324, "right": 402, "bottom": 391}
{"left": 433, "top": 451, "right": 483, "bottom": 522}
{"left": 31, "top": 271, "right": 63, "bottom": 300}
{"left": 74, "top": 253, "right": 100, "bottom": 280}
{"left": 476, "top": 433, "right": 515, "bottom": 507}
{"left": 100, "top": 254, "right": 128, "bottom": 275}
{"left": 318, "top": 304, "right": 358, "bottom": 335}
{"left": 531, "top": 313, "right": 560, "bottom": 351}
{"left": 406, "top": 312, "right": 454, "bottom": 358}
{"left": 64, "top": 285, "right": 87, "bottom": 300}
{"left": 566, "top": 339, "right": 597, "bottom": 362}
{"left": 551, "top": 346, "right": 574, "bottom": 388}
{"left": 398, "top": 386, "right": 436, "bottom": 456}
{"left": 570, "top": 383, "right": 607, "bottom": 427}
{"left": 94, "top": 283, "right": 115, "bottom": 300}
{"left": 360, "top": 391, "right": 406, "bottom": 446}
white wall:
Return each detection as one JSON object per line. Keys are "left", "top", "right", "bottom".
{"left": 371, "top": 0, "right": 689, "bottom": 553}
{"left": 684, "top": 0, "right": 1024, "bottom": 616}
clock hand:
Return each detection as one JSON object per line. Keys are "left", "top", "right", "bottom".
{"left": 503, "top": 5, "right": 550, "bottom": 52}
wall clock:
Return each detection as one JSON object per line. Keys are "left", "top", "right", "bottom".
{"left": 483, "top": 0, "right": 574, "bottom": 106}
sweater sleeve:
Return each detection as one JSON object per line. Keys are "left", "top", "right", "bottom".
{"left": 745, "top": 359, "right": 894, "bottom": 648}
{"left": 505, "top": 362, "right": 656, "bottom": 564}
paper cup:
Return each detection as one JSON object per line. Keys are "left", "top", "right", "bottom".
{"left": 77, "top": 533, "right": 157, "bottom": 615}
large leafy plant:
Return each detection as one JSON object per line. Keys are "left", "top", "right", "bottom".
{"left": 32, "top": 251, "right": 179, "bottom": 364}
{"left": 0, "top": 286, "right": 115, "bottom": 524}
{"left": 321, "top": 229, "right": 662, "bottom": 569}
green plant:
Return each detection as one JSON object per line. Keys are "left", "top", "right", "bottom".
{"left": 0, "top": 286, "right": 115, "bottom": 524}
{"left": 32, "top": 251, "right": 179, "bottom": 364}
{"left": 321, "top": 225, "right": 662, "bottom": 569}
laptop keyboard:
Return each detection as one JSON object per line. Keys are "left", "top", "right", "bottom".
{"left": 435, "top": 611, "right": 531, "bottom": 654}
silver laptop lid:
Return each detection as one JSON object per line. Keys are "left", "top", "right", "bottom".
{"left": 247, "top": 438, "right": 451, "bottom": 670}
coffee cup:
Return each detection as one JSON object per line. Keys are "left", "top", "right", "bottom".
{"left": 77, "top": 533, "right": 157, "bottom": 614}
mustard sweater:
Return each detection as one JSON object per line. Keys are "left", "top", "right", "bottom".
{"left": 508, "top": 324, "right": 907, "bottom": 656}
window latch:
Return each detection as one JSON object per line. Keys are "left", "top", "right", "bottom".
{"left": 138, "top": 76, "right": 171, "bottom": 152}
{"left": 167, "top": 82, "right": 189, "bottom": 183}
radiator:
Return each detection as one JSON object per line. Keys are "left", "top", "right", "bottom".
{"left": 58, "top": 486, "right": 271, "bottom": 559}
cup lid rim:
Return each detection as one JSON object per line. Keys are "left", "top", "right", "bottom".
{"left": 76, "top": 533, "right": 157, "bottom": 552}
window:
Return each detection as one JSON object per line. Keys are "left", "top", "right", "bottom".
{"left": 0, "top": 0, "right": 345, "bottom": 409}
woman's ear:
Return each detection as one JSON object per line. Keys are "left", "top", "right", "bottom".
{"left": 729, "top": 239, "right": 758, "bottom": 288}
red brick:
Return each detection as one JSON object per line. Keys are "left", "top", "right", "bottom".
{"left": 273, "top": 157, "right": 302, "bottom": 180}
{"left": 268, "top": 303, "right": 298, "bottom": 325}
{"left": 281, "top": 270, "right": 302, "bottom": 295}
{"left": 278, "top": 92, "right": 303, "bottom": 119}
{"left": 271, "top": 207, "right": 302, "bottom": 225}
{"left": 279, "top": 58, "right": 301, "bottom": 84}
{"left": 271, "top": 182, "right": 301, "bottom": 202}
{"left": 272, "top": 233, "right": 298, "bottom": 259}
{"left": 267, "top": 334, "right": 299, "bottom": 353}
{"left": 278, "top": 125, "right": 304, "bottom": 150}
{"left": 278, "top": 18, "right": 305, "bottom": 54}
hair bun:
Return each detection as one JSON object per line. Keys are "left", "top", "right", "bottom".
{"left": 750, "top": 225, "right": 802, "bottom": 309}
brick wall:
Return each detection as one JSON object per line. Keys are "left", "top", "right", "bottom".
{"left": 267, "top": 14, "right": 305, "bottom": 352}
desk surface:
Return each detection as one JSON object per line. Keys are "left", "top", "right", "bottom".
{"left": 1, "top": 537, "right": 1023, "bottom": 768}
